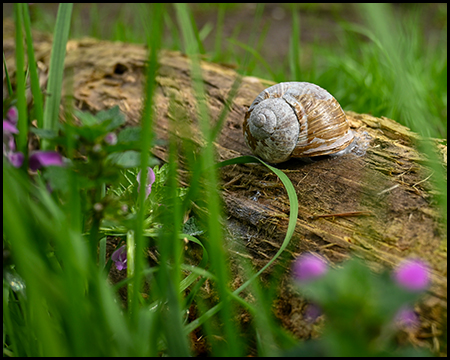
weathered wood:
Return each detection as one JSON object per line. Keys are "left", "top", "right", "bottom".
{"left": 3, "top": 20, "right": 446, "bottom": 350}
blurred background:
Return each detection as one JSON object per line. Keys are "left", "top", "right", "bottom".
{"left": 3, "top": 3, "right": 447, "bottom": 138}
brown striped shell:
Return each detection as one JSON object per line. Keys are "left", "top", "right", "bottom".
{"left": 243, "top": 82, "right": 354, "bottom": 163}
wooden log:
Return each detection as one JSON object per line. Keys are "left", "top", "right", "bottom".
{"left": 3, "top": 20, "right": 446, "bottom": 351}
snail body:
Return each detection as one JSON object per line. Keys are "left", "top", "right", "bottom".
{"left": 243, "top": 82, "right": 354, "bottom": 163}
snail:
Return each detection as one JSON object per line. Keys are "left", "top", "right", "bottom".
{"left": 243, "top": 82, "right": 354, "bottom": 163}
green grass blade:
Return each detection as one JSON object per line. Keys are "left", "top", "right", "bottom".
{"left": 185, "top": 155, "right": 299, "bottom": 335}
{"left": 42, "top": 3, "right": 73, "bottom": 148}
{"left": 131, "top": 2, "right": 163, "bottom": 325}
{"left": 210, "top": 75, "right": 242, "bottom": 141}
{"left": 13, "top": 3, "right": 28, "bottom": 155}
{"left": 3, "top": 52, "right": 13, "bottom": 96}
{"left": 22, "top": 3, "right": 44, "bottom": 128}
{"left": 227, "top": 37, "right": 276, "bottom": 79}
{"left": 289, "top": 4, "right": 301, "bottom": 80}
{"left": 359, "top": 3, "right": 447, "bottom": 226}
{"left": 175, "top": 3, "right": 243, "bottom": 355}
{"left": 217, "top": 156, "right": 298, "bottom": 292}
{"left": 126, "top": 230, "right": 135, "bottom": 309}
{"left": 212, "top": 4, "right": 226, "bottom": 61}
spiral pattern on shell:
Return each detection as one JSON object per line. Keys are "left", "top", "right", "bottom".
{"left": 243, "top": 82, "right": 354, "bottom": 163}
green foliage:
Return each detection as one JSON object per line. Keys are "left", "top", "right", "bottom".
{"left": 286, "top": 259, "right": 431, "bottom": 357}
{"left": 41, "top": 3, "right": 73, "bottom": 149}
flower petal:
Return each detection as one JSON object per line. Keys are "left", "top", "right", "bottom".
{"left": 394, "top": 306, "right": 419, "bottom": 329}
{"left": 292, "top": 253, "right": 328, "bottom": 282}
{"left": 29, "top": 151, "right": 64, "bottom": 171}
{"left": 104, "top": 132, "right": 118, "bottom": 145}
{"left": 8, "top": 152, "right": 24, "bottom": 168}
{"left": 137, "top": 167, "right": 156, "bottom": 199}
{"left": 7, "top": 107, "right": 18, "bottom": 125}
{"left": 111, "top": 245, "right": 127, "bottom": 271}
{"left": 393, "top": 259, "right": 429, "bottom": 292}
{"left": 3, "top": 120, "right": 18, "bottom": 134}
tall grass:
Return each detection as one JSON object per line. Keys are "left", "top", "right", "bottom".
{"left": 13, "top": 4, "right": 27, "bottom": 155}
{"left": 358, "top": 2, "right": 447, "bottom": 227}
{"left": 3, "top": 3, "right": 446, "bottom": 357}
{"left": 4, "top": 3, "right": 299, "bottom": 356}
{"left": 16, "top": 4, "right": 446, "bottom": 136}
{"left": 41, "top": 3, "right": 72, "bottom": 150}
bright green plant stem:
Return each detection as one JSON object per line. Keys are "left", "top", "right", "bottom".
{"left": 129, "top": 2, "right": 163, "bottom": 326}
{"left": 13, "top": 4, "right": 28, "bottom": 155}
{"left": 126, "top": 230, "right": 135, "bottom": 309}
{"left": 42, "top": 3, "right": 73, "bottom": 149}
{"left": 289, "top": 4, "right": 301, "bottom": 80}
{"left": 175, "top": 3, "right": 242, "bottom": 355}
{"left": 3, "top": 52, "right": 13, "bottom": 96}
{"left": 22, "top": 3, "right": 44, "bottom": 128}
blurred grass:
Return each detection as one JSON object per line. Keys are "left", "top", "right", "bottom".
{"left": 12, "top": 4, "right": 27, "bottom": 155}
{"left": 6, "top": 3, "right": 445, "bottom": 137}
{"left": 41, "top": 3, "right": 72, "bottom": 150}
{"left": 174, "top": 3, "right": 242, "bottom": 354}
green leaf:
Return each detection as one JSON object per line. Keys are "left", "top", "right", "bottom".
{"left": 42, "top": 166, "right": 72, "bottom": 194}
{"left": 182, "top": 216, "right": 204, "bottom": 237}
{"left": 117, "top": 127, "right": 142, "bottom": 143}
{"left": 106, "top": 151, "right": 158, "bottom": 168}
{"left": 95, "top": 105, "right": 126, "bottom": 130}
{"left": 30, "top": 127, "right": 59, "bottom": 140}
{"left": 74, "top": 110, "right": 99, "bottom": 127}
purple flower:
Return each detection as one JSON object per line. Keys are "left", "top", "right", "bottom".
{"left": 6, "top": 106, "right": 18, "bottom": 125}
{"left": 29, "top": 151, "right": 64, "bottom": 171}
{"left": 7, "top": 151, "right": 25, "bottom": 168}
{"left": 394, "top": 306, "right": 419, "bottom": 329}
{"left": 112, "top": 245, "right": 127, "bottom": 271}
{"left": 292, "top": 253, "right": 328, "bottom": 282}
{"left": 104, "top": 132, "right": 117, "bottom": 146}
{"left": 4, "top": 133, "right": 16, "bottom": 153}
{"left": 304, "top": 303, "right": 322, "bottom": 323}
{"left": 393, "top": 259, "right": 430, "bottom": 292}
{"left": 3, "top": 120, "right": 19, "bottom": 134}
{"left": 3, "top": 120, "right": 23, "bottom": 168}
{"left": 137, "top": 167, "right": 156, "bottom": 199}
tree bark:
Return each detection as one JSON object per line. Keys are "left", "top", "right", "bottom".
{"left": 3, "top": 20, "right": 447, "bottom": 351}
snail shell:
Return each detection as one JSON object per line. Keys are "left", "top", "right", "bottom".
{"left": 243, "top": 82, "right": 354, "bottom": 163}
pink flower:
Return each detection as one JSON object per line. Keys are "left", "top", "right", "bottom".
{"left": 6, "top": 106, "right": 18, "bottom": 125}
{"left": 111, "top": 245, "right": 127, "bottom": 271}
{"left": 137, "top": 167, "right": 156, "bottom": 199}
{"left": 304, "top": 303, "right": 322, "bottom": 323}
{"left": 29, "top": 151, "right": 64, "bottom": 171}
{"left": 3, "top": 120, "right": 19, "bottom": 134}
{"left": 393, "top": 259, "right": 430, "bottom": 292}
{"left": 7, "top": 152, "right": 25, "bottom": 168}
{"left": 3, "top": 118, "right": 23, "bottom": 167}
{"left": 104, "top": 132, "right": 118, "bottom": 145}
{"left": 394, "top": 306, "right": 419, "bottom": 329}
{"left": 292, "top": 253, "right": 328, "bottom": 282}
